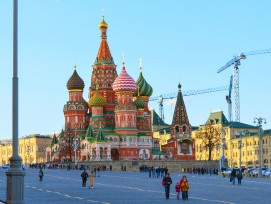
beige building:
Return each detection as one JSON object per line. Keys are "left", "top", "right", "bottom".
{"left": 192, "top": 111, "right": 271, "bottom": 168}
{"left": 0, "top": 134, "right": 51, "bottom": 166}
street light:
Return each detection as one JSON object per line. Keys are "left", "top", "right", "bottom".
{"left": 220, "top": 127, "right": 227, "bottom": 170}
{"left": 254, "top": 117, "right": 267, "bottom": 178}
{"left": 238, "top": 130, "right": 248, "bottom": 169}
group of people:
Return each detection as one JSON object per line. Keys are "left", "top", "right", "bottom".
{"left": 80, "top": 169, "right": 95, "bottom": 189}
{"left": 230, "top": 168, "right": 243, "bottom": 185}
{"left": 162, "top": 173, "right": 190, "bottom": 200}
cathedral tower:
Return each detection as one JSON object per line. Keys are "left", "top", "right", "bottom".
{"left": 64, "top": 65, "right": 88, "bottom": 132}
{"left": 112, "top": 59, "right": 138, "bottom": 135}
{"left": 89, "top": 16, "right": 117, "bottom": 128}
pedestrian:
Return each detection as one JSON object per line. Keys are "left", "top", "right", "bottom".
{"left": 39, "top": 169, "right": 44, "bottom": 182}
{"left": 180, "top": 175, "right": 189, "bottom": 200}
{"left": 237, "top": 170, "right": 243, "bottom": 185}
{"left": 89, "top": 170, "right": 94, "bottom": 189}
{"left": 175, "top": 181, "right": 181, "bottom": 200}
{"left": 81, "top": 169, "right": 89, "bottom": 188}
{"left": 162, "top": 173, "right": 172, "bottom": 199}
{"left": 231, "top": 168, "right": 237, "bottom": 185}
{"left": 94, "top": 167, "right": 97, "bottom": 177}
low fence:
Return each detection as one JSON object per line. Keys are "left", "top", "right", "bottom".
{"left": 73, "top": 160, "right": 220, "bottom": 173}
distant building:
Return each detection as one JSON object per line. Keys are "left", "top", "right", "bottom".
{"left": 0, "top": 134, "right": 51, "bottom": 166}
{"left": 191, "top": 110, "right": 271, "bottom": 168}
{"left": 161, "top": 83, "right": 196, "bottom": 160}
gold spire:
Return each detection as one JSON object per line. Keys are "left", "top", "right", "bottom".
{"left": 99, "top": 16, "right": 108, "bottom": 29}
{"left": 74, "top": 65, "right": 76, "bottom": 70}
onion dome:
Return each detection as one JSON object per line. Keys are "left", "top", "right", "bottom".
{"left": 88, "top": 91, "right": 107, "bottom": 107}
{"left": 66, "top": 65, "right": 85, "bottom": 90}
{"left": 135, "top": 66, "right": 153, "bottom": 97}
{"left": 99, "top": 16, "right": 108, "bottom": 29}
{"left": 134, "top": 96, "right": 146, "bottom": 109}
{"left": 112, "top": 59, "right": 137, "bottom": 92}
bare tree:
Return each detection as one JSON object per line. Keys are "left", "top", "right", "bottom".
{"left": 196, "top": 123, "right": 221, "bottom": 161}
{"left": 58, "top": 125, "right": 74, "bottom": 162}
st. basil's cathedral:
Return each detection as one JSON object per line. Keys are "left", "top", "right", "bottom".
{"left": 47, "top": 16, "right": 195, "bottom": 162}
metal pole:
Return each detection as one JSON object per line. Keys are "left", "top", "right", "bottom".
{"left": 258, "top": 127, "right": 262, "bottom": 178}
{"left": 239, "top": 137, "right": 242, "bottom": 168}
{"left": 254, "top": 117, "right": 266, "bottom": 178}
{"left": 6, "top": 1, "right": 25, "bottom": 203}
{"left": 74, "top": 129, "right": 77, "bottom": 166}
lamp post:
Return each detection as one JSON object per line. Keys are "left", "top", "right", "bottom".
{"left": 73, "top": 128, "right": 78, "bottom": 166}
{"left": 254, "top": 117, "right": 267, "bottom": 178}
{"left": 6, "top": 1, "right": 25, "bottom": 203}
{"left": 220, "top": 127, "right": 227, "bottom": 170}
{"left": 237, "top": 130, "right": 248, "bottom": 169}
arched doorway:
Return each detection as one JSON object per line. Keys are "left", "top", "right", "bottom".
{"left": 111, "top": 148, "right": 119, "bottom": 160}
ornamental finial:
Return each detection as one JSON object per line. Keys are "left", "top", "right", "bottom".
{"left": 74, "top": 65, "right": 76, "bottom": 70}
{"left": 122, "top": 52, "right": 125, "bottom": 67}
{"left": 139, "top": 58, "right": 142, "bottom": 73}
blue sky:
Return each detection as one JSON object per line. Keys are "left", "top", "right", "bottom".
{"left": 1, "top": 0, "right": 271, "bottom": 139}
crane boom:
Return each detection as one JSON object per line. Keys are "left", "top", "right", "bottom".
{"left": 149, "top": 85, "right": 229, "bottom": 122}
{"left": 217, "top": 48, "right": 271, "bottom": 122}
{"left": 149, "top": 85, "right": 229, "bottom": 101}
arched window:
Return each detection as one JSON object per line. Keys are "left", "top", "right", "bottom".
{"left": 182, "top": 126, "right": 186, "bottom": 133}
{"left": 175, "top": 126, "right": 179, "bottom": 134}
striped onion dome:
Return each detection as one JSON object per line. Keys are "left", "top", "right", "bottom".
{"left": 88, "top": 91, "right": 107, "bottom": 107}
{"left": 134, "top": 96, "right": 146, "bottom": 109}
{"left": 66, "top": 65, "right": 85, "bottom": 90}
{"left": 112, "top": 66, "right": 137, "bottom": 92}
{"left": 135, "top": 67, "right": 153, "bottom": 97}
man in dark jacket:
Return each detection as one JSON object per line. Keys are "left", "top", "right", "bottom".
{"left": 163, "top": 173, "right": 172, "bottom": 199}
{"left": 81, "top": 169, "right": 89, "bottom": 188}
{"left": 231, "top": 168, "right": 237, "bottom": 185}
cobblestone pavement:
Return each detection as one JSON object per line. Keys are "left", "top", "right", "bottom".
{"left": 0, "top": 168, "right": 270, "bottom": 204}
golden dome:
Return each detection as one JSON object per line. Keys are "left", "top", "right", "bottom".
{"left": 99, "top": 16, "right": 108, "bottom": 29}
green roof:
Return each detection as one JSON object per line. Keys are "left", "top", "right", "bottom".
{"left": 206, "top": 111, "right": 229, "bottom": 125}
{"left": 228, "top": 122, "right": 258, "bottom": 129}
{"left": 151, "top": 109, "right": 170, "bottom": 132}
{"left": 152, "top": 149, "right": 164, "bottom": 155}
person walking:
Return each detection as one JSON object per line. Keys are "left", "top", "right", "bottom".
{"left": 175, "top": 181, "right": 181, "bottom": 200}
{"left": 89, "top": 170, "right": 94, "bottom": 189}
{"left": 180, "top": 175, "right": 189, "bottom": 200}
{"left": 231, "top": 168, "right": 237, "bottom": 185}
{"left": 39, "top": 169, "right": 44, "bottom": 182}
{"left": 81, "top": 169, "right": 89, "bottom": 188}
{"left": 162, "top": 173, "right": 172, "bottom": 199}
{"left": 237, "top": 170, "right": 243, "bottom": 185}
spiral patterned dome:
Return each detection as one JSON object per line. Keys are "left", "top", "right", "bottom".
{"left": 135, "top": 69, "right": 153, "bottom": 97}
{"left": 112, "top": 66, "right": 137, "bottom": 92}
{"left": 66, "top": 65, "right": 85, "bottom": 90}
{"left": 88, "top": 91, "right": 107, "bottom": 107}
{"left": 134, "top": 96, "right": 146, "bottom": 110}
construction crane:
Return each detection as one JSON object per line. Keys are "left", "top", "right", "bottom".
{"left": 217, "top": 49, "right": 271, "bottom": 122}
{"left": 226, "top": 75, "right": 233, "bottom": 122}
{"left": 150, "top": 85, "right": 229, "bottom": 121}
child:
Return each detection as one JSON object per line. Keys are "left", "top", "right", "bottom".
{"left": 180, "top": 175, "right": 189, "bottom": 200}
{"left": 175, "top": 181, "right": 181, "bottom": 200}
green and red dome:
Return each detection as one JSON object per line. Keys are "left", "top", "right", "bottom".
{"left": 134, "top": 96, "right": 146, "bottom": 109}
{"left": 135, "top": 69, "right": 153, "bottom": 97}
{"left": 66, "top": 65, "right": 85, "bottom": 90}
